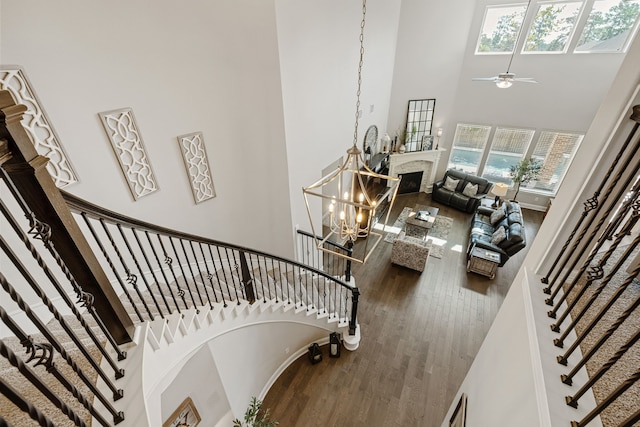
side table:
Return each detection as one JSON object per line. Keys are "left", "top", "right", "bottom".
{"left": 467, "top": 245, "right": 501, "bottom": 279}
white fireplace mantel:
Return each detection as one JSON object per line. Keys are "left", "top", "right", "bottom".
{"left": 387, "top": 149, "right": 446, "bottom": 193}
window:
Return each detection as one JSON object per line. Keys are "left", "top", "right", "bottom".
{"left": 476, "top": 4, "right": 528, "bottom": 53}
{"left": 527, "top": 131, "right": 583, "bottom": 193}
{"left": 447, "top": 124, "right": 491, "bottom": 174}
{"left": 575, "top": 0, "right": 640, "bottom": 52}
{"left": 524, "top": 1, "right": 583, "bottom": 52}
{"left": 481, "top": 128, "right": 535, "bottom": 184}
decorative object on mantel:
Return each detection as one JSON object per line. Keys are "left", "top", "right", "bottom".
{"left": 302, "top": 0, "right": 400, "bottom": 264}
{"left": 0, "top": 66, "right": 79, "bottom": 188}
{"left": 381, "top": 132, "right": 391, "bottom": 153}
{"left": 177, "top": 131, "right": 216, "bottom": 204}
{"left": 435, "top": 127, "right": 443, "bottom": 150}
{"left": 404, "top": 98, "right": 436, "bottom": 152}
{"left": 99, "top": 107, "right": 158, "bottom": 200}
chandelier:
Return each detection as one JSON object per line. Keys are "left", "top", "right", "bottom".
{"left": 302, "top": 0, "right": 400, "bottom": 264}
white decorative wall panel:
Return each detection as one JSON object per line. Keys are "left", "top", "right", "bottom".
{"left": 177, "top": 132, "right": 216, "bottom": 204}
{"left": 99, "top": 108, "right": 158, "bottom": 200}
{"left": 0, "top": 66, "right": 79, "bottom": 188}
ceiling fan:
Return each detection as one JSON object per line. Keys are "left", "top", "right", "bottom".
{"left": 472, "top": 0, "right": 538, "bottom": 88}
{"left": 472, "top": 72, "right": 538, "bottom": 89}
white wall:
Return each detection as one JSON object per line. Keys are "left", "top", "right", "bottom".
{"left": 1, "top": 0, "right": 294, "bottom": 258}
{"left": 161, "top": 346, "right": 232, "bottom": 425}
{"left": 275, "top": 0, "right": 401, "bottom": 237}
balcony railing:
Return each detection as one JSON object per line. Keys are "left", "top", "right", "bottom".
{"left": 540, "top": 104, "right": 640, "bottom": 427}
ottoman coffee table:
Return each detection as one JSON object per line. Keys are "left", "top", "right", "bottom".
{"left": 405, "top": 205, "right": 438, "bottom": 240}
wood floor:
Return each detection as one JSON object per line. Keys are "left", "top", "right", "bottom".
{"left": 262, "top": 192, "right": 544, "bottom": 427}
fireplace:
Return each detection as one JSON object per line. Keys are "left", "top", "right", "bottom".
{"left": 387, "top": 150, "right": 444, "bottom": 194}
{"left": 398, "top": 171, "right": 423, "bottom": 194}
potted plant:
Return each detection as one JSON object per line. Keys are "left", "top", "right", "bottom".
{"left": 233, "top": 397, "right": 278, "bottom": 427}
{"left": 508, "top": 157, "right": 543, "bottom": 201}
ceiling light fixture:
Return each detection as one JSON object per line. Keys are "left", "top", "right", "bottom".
{"left": 302, "top": 0, "right": 400, "bottom": 264}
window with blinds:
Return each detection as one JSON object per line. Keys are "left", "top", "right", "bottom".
{"left": 447, "top": 124, "right": 492, "bottom": 174}
{"left": 481, "top": 127, "right": 535, "bottom": 185}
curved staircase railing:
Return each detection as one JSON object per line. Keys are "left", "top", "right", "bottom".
{"left": 63, "top": 191, "right": 359, "bottom": 333}
{"left": 0, "top": 90, "right": 358, "bottom": 426}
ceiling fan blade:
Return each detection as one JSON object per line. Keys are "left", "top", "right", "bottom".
{"left": 514, "top": 78, "right": 538, "bottom": 83}
{"left": 471, "top": 77, "right": 498, "bottom": 81}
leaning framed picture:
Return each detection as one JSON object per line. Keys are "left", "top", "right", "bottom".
{"left": 449, "top": 393, "right": 467, "bottom": 427}
{"left": 163, "top": 397, "right": 201, "bottom": 427}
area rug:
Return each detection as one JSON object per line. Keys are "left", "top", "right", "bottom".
{"left": 382, "top": 207, "right": 453, "bottom": 259}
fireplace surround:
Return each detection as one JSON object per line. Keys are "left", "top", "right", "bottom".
{"left": 387, "top": 149, "right": 445, "bottom": 193}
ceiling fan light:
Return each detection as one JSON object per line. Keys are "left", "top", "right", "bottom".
{"left": 496, "top": 79, "right": 513, "bottom": 89}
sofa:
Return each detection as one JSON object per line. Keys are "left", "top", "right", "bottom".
{"left": 432, "top": 169, "right": 492, "bottom": 213}
{"left": 468, "top": 201, "right": 526, "bottom": 266}
{"left": 391, "top": 231, "right": 431, "bottom": 272}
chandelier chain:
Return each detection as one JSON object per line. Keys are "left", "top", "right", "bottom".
{"left": 353, "top": 0, "right": 367, "bottom": 147}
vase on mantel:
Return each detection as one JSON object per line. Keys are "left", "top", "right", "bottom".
{"left": 398, "top": 143, "right": 406, "bottom": 154}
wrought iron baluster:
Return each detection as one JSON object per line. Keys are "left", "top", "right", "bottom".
{"left": 215, "top": 246, "right": 235, "bottom": 304}
{"left": 570, "top": 367, "right": 640, "bottom": 427}
{"left": 0, "top": 341, "right": 89, "bottom": 427}
{"left": 189, "top": 241, "right": 213, "bottom": 308}
{"left": 178, "top": 239, "right": 204, "bottom": 307}
{"left": 230, "top": 249, "right": 245, "bottom": 301}
{"left": 0, "top": 273, "right": 124, "bottom": 418}
{"left": 545, "top": 157, "right": 640, "bottom": 309}
{"left": 157, "top": 235, "right": 188, "bottom": 310}
{"left": 168, "top": 237, "right": 198, "bottom": 309}
{"left": 559, "top": 265, "right": 640, "bottom": 381}
{"left": 0, "top": 202, "right": 126, "bottom": 367}
{"left": 208, "top": 244, "right": 228, "bottom": 307}
{"left": 553, "top": 204, "right": 640, "bottom": 345}
{"left": 77, "top": 214, "right": 143, "bottom": 322}
{"left": 0, "top": 311, "right": 113, "bottom": 426}
{"left": 198, "top": 242, "right": 218, "bottom": 306}
{"left": 239, "top": 251, "right": 255, "bottom": 303}
{"left": 116, "top": 224, "right": 162, "bottom": 319}
{"left": 0, "top": 376, "right": 55, "bottom": 427}
{"left": 543, "top": 106, "right": 640, "bottom": 297}
{"left": 146, "top": 231, "right": 181, "bottom": 313}
{"left": 100, "top": 219, "right": 152, "bottom": 319}
{"left": 565, "top": 321, "right": 640, "bottom": 408}
{"left": 541, "top": 105, "right": 640, "bottom": 286}
{"left": 131, "top": 228, "right": 172, "bottom": 315}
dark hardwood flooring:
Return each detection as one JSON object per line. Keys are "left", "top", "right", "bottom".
{"left": 263, "top": 192, "right": 544, "bottom": 427}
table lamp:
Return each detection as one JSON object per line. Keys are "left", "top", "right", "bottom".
{"left": 491, "top": 182, "right": 509, "bottom": 208}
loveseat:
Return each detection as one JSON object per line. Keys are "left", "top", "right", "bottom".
{"left": 468, "top": 201, "right": 526, "bottom": 266}
{"left": 432, "top": 169, "right": 492, "bottom": 213}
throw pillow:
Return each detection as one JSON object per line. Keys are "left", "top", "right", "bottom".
{"left": 490, "top": 208, "right": 506, "bottom": 225}
{"left": 462, "top": 182, "right": 478, "bottom": 197}
{"left": 443, "top": 176, "right": 459, "bottom": 191}
{"left": 491, "top": 226, "right": 507, "bottom": 245}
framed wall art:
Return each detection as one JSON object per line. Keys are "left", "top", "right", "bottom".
{"left": 177, "top": 131, "right": 216, "bottom": 204}
{"left": 449, "top": 393, "right": 467, "bottom": 427}
{"left": 163, "top": 396, "right": 201, "bottom": 427}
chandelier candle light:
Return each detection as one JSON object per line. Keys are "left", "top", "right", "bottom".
{"left": 302, "top": 0, "right": 400, "bottom": 264}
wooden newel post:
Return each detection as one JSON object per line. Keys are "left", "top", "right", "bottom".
{"left": 0, "top": 90, "right": 134, "bottom": 344}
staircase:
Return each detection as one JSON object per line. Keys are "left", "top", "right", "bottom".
{"left": 0, "top": 137, "right": 359, "bottom": 427}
